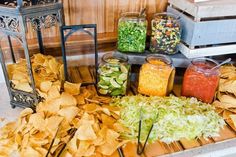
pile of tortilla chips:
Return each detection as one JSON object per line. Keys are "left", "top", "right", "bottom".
{"left": 7, "top": 53, "right": 64, "bottom": 93}
{"left": 213, "top": 65, "right": 236, "bottom": 130}
{"left": 0, "top": 54, "right": 128, "bottom": 157}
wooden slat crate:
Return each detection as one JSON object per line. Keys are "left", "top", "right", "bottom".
{"left": 168, "top": 0, "right": 236, "bottom": 58}
{"left": 70, "top": 65, "right": 236, "bottom": 157}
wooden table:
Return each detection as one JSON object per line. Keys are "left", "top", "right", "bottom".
{"left": 67, "top": 65, "right": 236, "bottom": 156}
{"left": 0, "top": 64, "right": 216, "bottom": 156}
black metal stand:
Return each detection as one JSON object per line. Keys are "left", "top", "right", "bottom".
{"left": 60, "top": 24, "right": 98, "bottom": 85}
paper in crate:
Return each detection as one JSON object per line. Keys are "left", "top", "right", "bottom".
{"left": 168, "top": 0, "right": 236, "bottom": 58}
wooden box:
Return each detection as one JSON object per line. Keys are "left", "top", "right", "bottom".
{"left": 168, "top": 0, "right": 236, "bottom": 58}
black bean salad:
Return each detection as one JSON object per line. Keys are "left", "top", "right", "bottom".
{"left": 150, "top": 13, "right": 181, "bottom": 54}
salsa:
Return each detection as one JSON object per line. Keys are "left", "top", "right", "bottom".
{"left": 182, "top": 62, "right": 219, "bottom": 103}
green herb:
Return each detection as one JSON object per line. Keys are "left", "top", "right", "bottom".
{"left": 118, "top": 21, "right": 147, "bottom": 53}
{"left": 111, "top": 95, "right": 225, "bottom": 143}
{"left": 97, "top": 59, "right": 130, "bottom": 96}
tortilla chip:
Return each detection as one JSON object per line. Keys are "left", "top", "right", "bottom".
{"left": 223, "top": 110, "right": 234, "bottom": 120}
{"left": 229, "top": 115, "right": 236, "bottom": 128}
{"left": 21, "top": 146, "right": 41, "bottom": 157}
{"left": 15, "top": 82, "right": 32, "bottom": 93}
{"left": 64, "top": 82, "right": 81, "bottom": 95}
{"left": 20, "top": 108, "right": 33, "bottom": 118}
{"left": 40, "top": 81, "right": 52, "bottom": 93}
{"left": 77, "top": 124, "right": 97, "bottom": 140}
{"left": 59, "top": 93, "right": 77, "bottom": 107}
{"left": 46, "top": 116, "right": 63, "bottom": 136}
{"left": 58, "top": 106, "right": 79, "bottom": 122}
{"left": 28, "top": 113, "right": 46, "bottom": 131}
{"left": 47, "top": 86, "right": 60, "bottom": 100}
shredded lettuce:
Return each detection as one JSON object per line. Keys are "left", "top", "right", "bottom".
{"left": 111, "top": 95, "right": 225, "bottom": 143}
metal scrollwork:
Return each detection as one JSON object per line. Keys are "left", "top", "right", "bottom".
{"left": 0, "top": 16, "right": 19, "bottom": 32}
{"left": 37, "top": 0, "right": 57, "bottom": 5}
{"left": 12, "top": 91, "right": 37, "bottom": 106}
{"left": 27, "top": 13, "right": 59, "bottom": 31}
{"left": 1, "top": 0, "right": 31, "bottom": 7}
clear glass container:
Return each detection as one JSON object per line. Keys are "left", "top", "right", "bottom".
{"left": 97, "top": 53, "right": 130, "bottom": 96}
{"left": 150, "top": 12, "right": 181, "bottom": 54}
{"left": 138, "top": 54, "right": 175, "bottom": 96}
{"left": 117, "top": 12, "right": 147, "bottom": 53}
{"left": 181, "top": 58, "right": 220, "bottom": 103}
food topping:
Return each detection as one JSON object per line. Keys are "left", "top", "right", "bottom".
{"left": 182, "top": 60, "right": 220, "bottom": 103}
{"left": 213, "top": 65, "right": 236, "bottom": 130}
{"left": 98, "top": 58, "right": 130, "bottom": 96}
{"left": 118, "top": 13, "right": 147, "bottom": 53}
{"left": 150, "top": 13, "right": 181, "bottom": 54}
{"left": 111, "top": 95, "right": 225, "bottom": 144}
{"left": 138, "top": 56, "right": 174, "bottom": 96}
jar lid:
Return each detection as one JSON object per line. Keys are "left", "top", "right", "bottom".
{"left": 146, "top": 54, "right": 172, "bottom": 66}
{"left": 121, "top": 12, "right": 146, "bottom": 21}
{"left": 102, "top": 52, "right": 128, "bottom": 64}
{"left": 191, "top": 58, "right": 219, "bottom": 74}
{"left": 153, "top": 12, "right": 179, "bottom": 20}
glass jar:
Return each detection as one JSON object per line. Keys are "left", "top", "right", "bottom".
{"left": 97, "top": 53, "right": 130, "bottom": 96}
{"left": 138, "top": 54, "right": 175, "bottom": 96}
{"left": 181, "top": 58, "right": 220, "bottom": 103}
{"left": 117, "top": 12, "right": 147, "bottom": 53}
{"left": 150, "top": 12, "right": 181, "bottom": 54}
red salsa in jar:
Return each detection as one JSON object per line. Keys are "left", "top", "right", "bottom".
{"left": 181, "top": 58, "right": 220, "bottom": 103}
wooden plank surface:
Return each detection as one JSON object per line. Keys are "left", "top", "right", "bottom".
{"left": 74, "top": 66, "right": 236, "bottom": 157}
{"left": 169, "top": 0, "right": 236, "bottom": 19}
{"left": 178, "top": 42, "right": 236, "bottom": 59}
{"left": 168, "top": 7, "right": 236, "bottom": 47}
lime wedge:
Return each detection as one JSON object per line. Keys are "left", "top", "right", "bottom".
{"left": 102, "top": 76, "right": 110, "bottom": 82}
{"left": 107, "top": 59, "right": 119, "bottom": 64}
{"left": 98, "top": 89, "right": 108, "bottom": 95}
{"left": 120, "top": 64, "right": 128, "bottom": 73}
{"left": 110, "top": 66, "right": 120, "bottom": 72}
{"left": 118, "top": 73, "right": 127, "bottom": 81}
{"left": 98, "top": 84, "right": 109, "bottom": 89}
{"left": 116, "top": 77, "right": 124, "bottom": 85}
{"left": 110, "top": 78, "right": 121, "bottom": 88}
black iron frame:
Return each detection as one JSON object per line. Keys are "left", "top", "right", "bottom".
{"left": 0, "top": 0, "right": 64, "bottom": 109}
{"left": 60, "top": 24, "right": 98, "bottom": 86}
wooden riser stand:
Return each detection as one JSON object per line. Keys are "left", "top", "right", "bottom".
{"left": 168, "top": 0, "right": 236, "bottom": 58}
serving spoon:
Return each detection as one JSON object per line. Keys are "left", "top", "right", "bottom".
{"left": 210, "top": 58, "right": 231, "bottom": 71}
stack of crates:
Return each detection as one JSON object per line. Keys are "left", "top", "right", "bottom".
{"left": 168, "top": 0, "right": 236, "bottom": 58}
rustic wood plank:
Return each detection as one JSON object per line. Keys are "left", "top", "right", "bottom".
{"left": 88, "top": 66, "right": 96, "bottom": 83}
{"left": 171, "top": 142, "right": 184, "bottom": 152}
{"left": 169, "top": 0, "right": 236, "bottom": 19}
{"left": 78, "top": 66, "right": 94, "bottom": 83}
{"left": 144, "top": 141, "right": 169, "bottom": 157}
{"left": 68, "top": 67, "right": 83, "bottom": 83}
{"left": 168, "top": 6, "right": 236, "bottom": 48}
{"left": 226, "top": 119, "right": 236, "bottom": 132}
{"left": 197, "top": 137, "right": 214, "bottom": 145}
{"left": 122, "top": 142, "right": 146, "bottom": 157}
{"left": 212, "top": 125, "right": 236, "bottom": 142}
{"left": 178, "top": 42, "right": 236, "bottom": 59}
{"left": 172, "top": 84, "right": 182, "bottom": 97}
{"left": 179, "top": 139, "right": 201, "bottom": 149}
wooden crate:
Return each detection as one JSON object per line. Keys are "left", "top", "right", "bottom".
{"left": 168, "top": 0, "right": 236, "bottom": 58}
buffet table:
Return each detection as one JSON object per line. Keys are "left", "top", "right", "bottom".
{"left": 1, "top": 64, "right": 236, "bottom": 157}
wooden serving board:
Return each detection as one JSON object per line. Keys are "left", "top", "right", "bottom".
{"left": 69, "top": 65, "right": 236, "bottom": 157}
